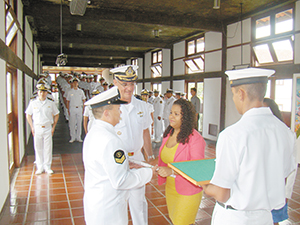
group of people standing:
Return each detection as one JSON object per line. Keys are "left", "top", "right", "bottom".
{"left": 26, "top": 65, "right": 297, "bottom": 225}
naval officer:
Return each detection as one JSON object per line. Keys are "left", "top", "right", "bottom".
{"left": 112, "top": 65, "right": 155, "bottom": 225}
{"left": 25, "top": 83, "right": 59, "bottom": 174}
{"left": 66, "top": 77, "right": 86, "bottom": 142}
{"left": 83, "top": 86, "right": 157, "bottom": 225}
{"left": 202, "top": 68, "right": 297, "bottom": 224}
{"left": 153, "top": 89, "right": 164, "bottom": 143}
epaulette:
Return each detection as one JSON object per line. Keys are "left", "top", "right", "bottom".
{"left": 47, "top": 97, "right": 54, "bottom": 101}
{"left": 30, "top": 96, "right": 36, "bottom": 100}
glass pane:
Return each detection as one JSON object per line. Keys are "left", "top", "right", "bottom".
{"left": 272, "top": 39, "right": 293, "bottom": 62}
{"left": 196, "top": 37, "right": 205, "bottom": 53}
{"left": 155, "top": 65, "right": 162, "bottom": 74}
{"left": 8, "top": 132, "right": 14, "bottom": 169}
{"left": 256, "top": 16, "right": 270, "bottom": 39}
{"left": 151, "top": 65, "right": 161, "bottom": 78}
{"left": 152, "top": 83, "right": 162, "bottom": 94}
{"left": 194, "top": 56, "right": 204, "bottom": 70}
{"left": 186, "top": 59, "right": 199, "bottom": 71}
{"left": 275, "top": 9, "right": 293, "bottom": 34}
{"left": 6, "top": 72, "right": 12, "bottom": 114}
{"left": 275, "top": 79, "right": 292, "bottom": 112}
{"left": 188, "top": 40, "right": 195, "bottom": 55}
{"left": 6, "top": 12, "right": 13, "bottom": 32}
{"left": 157, "top": 51, "right": 162, "bottom": 62}
{"left": 6, "top": 23, "right": 18, "bottom": 46}
{"left": 152, "top": 52, "right": 157, "bottom": 64}
{"left": 253, "top": 44, "right": 273, "bottom": 64}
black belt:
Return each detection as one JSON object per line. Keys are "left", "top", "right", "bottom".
{"left": 217, "top": 201, "right": 236, "bottom": 210}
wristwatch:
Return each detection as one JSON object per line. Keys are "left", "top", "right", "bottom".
{"left": 148, "top": 155, "right": 155, "bottom": 160}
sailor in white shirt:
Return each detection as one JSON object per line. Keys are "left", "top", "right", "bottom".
{"left": 25, "top": 83, "right": 59, "bottom": 175}
{"left": 202, "top": 68, "right": 297, "bottom": 225}
{"left": 83, "top": 86, "right": 157, "bottom": 225}
{"left": 66, "top": 77, "right": 86, "bottom": 143}
{"left": 83, "top": 89, "right": 100, "bottom": 134}
{"left": 112, "top": 65, "right": 155, "bottom": 225}
{"left": 162, "top": 89, "right": 176, "bottom": 130}
{"left": 141, "top": 89, "right": 154, "bottom": 138}
{"left": 152, "top": 90, "right": 164, "bottom": 142}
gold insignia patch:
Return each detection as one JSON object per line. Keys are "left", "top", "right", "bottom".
{"left": 114, "top": 150, "right": 126, "bottom": 164}
{"left": 117, "top": 131, "right": 122, "bottom": 135}
{"left": 160, "top": 101, "right": 162, "bottom": 103}
{"left": 137, "top": 111, "right": 144, "bottom": 117}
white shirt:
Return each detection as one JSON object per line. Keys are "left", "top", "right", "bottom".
{"left": 83, "top": 120, "right": 152, "bottom": 225}
{"left": 114, "top": 96, "right": 152, "bottom": 158}
{"left": 210, "top": 107, "right": 296, "bottom": 211}
{"left": 163, "top": 96, "right": 176, "bottom": 119}
{"left": 83, "top": 105, "right": 95, "bottom": 131}
{"left": 153, "top": 96, "right": 164, "bottom": 118}
{"left": 25, "top": 97, "right": 59, "bottom": 126}
{"left": 66, "top": 88, "right": 86, "bottom": 107}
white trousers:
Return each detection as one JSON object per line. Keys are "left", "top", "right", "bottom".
{"left": 33, "top": 125, "right": 53, "bottom": 171}
{"left": 128, "top": 185, "right": 148, "bottom": 225}
{"left": 154, "top": 117, "right": 163, "bottom": 142}
{"left": 69, "top": 106, "right": 83, "bottom": 140}
{"left": 212, "top": 202, "right": 273, "bottom": 225}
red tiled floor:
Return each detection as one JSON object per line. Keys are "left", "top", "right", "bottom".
{"left": 1, "top": 139, "right": 300, "bottom": 225}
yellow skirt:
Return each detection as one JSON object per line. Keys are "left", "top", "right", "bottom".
{"left": 165, "top": 176, "right": 202, "bottom": 225}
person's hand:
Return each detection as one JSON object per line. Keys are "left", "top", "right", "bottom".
{"left": 31, "top": 128, "right": 35, "bottom": 137}
{"left": 158, "top": 116, "right": 161, "bottom": 120}
{"left": 51, "top": 127, "right": 55, "bottom": 136}
{"left": 151, "top": 165, "right": 159, "bottom": 176}
{"left": 157, "top": 166, "right": 173, "bottom": 177}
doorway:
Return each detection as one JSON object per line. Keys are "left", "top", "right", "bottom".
{"left": 6, "top": 66, "right": 19, "bottom": 176}
{"left": 187, "top": 81, "right": 204, "bottom": 132}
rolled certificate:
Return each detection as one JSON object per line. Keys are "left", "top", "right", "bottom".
{"left": 129, "top": 159, "right": 153, "bottom": 168}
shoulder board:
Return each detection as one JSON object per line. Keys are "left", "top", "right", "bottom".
{"left": 30, "top": 96, "right": 36, "bottom": 100}
{"left": 47, "top": 97, "right": 54, "bottom": 101}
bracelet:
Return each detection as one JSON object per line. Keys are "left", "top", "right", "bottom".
{"left": 148, "top": 155, "right": 155, "bottom": 160}
{"left": 170, "top": 169, "right": 176, "bottom": 178}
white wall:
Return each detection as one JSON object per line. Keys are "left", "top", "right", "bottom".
{"left": 162, "top": 81, "right": 170, "bottom": 94}
{"left": 173, "top": 80, "right": 185, "bottom": 93}
{"left": 202, "top": 78, "right": 222, "bottom": 141}
{"left": 162, "top": 49, "right": 170, "bottom": 77}
{"left": 145, "top": 52, "right": 151, "bottom": 79}
{"left": 173, "top": 41, "right": 185, "bottom": 76}
{"left": 138, "top": 58, "right": 143, "bottom": 79}
{"left": 144, "top": 82, "right": 151, "bottom": 91}
{"left": 295, "top": 1, "right": 300, "bottom": 64}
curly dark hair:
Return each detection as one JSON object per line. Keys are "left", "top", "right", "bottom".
{"left": 163, "top": 98, "right": 197, "bottom": 144}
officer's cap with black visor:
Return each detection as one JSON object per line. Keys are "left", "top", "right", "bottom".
{"left": 84, "top": 86, "right": 127, "bottom": 109}
{"left": 225, "top": 67, "right": 275, "bottom": 87}
{"left": 111, "top": 65, "right": 138, "bottom": 82}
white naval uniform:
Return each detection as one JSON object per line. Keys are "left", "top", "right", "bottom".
{"left": 114, "top": 95, "right": 152, "bottom": 225}
{"left": 83, "top": 105, "right": 95, "bottom": 132}
{"left": 162, "top": 95, "right": 175, "bottom": 130}
{"left": 83, "top": 120, "right": 152, "bottom": 225}
{"left": 153, "top": 96, "right": 164, "bottom": 142}
{"left": 210, "top": 107, "right": 296, "bottom": 225}
{"left": 25, "top": 97, "right": 59, "bottom": 171}
{"left": 66, "top": 88, "right": 86, "bottom": 141}
{"left": 148, "top": 96, "right": 154, "bottom": 104}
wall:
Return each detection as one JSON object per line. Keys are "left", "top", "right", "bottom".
{"left": 0, "top": 1, "right": 10, "bottom": 213}
{"left": 202, "top": 78, "right": 222, "bottom": 141}
{"left": 145, "top": 52, "right": 151, "bottom": 79}
{"left": 162, "top": 49, "right": 171, "bottom": 77}
{"left": 225, "top": 18, "right": 251, "bottom": 127}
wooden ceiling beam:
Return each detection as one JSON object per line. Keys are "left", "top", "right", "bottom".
{"left": 39, "top": 48, "right": 144, "bottom": 58}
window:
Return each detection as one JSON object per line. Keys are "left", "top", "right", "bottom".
{"left": 131, "top": 58, "right": 138, "bottom": 66}
{"left": 253, "top": 8, "right": 294, "bottom": 66}
{"left": 275, "top": 79, "right": 292, "bottom": 112}
{"left": 6, "top": 11, "right": 18, "bottom": 46}
{"left": 185, "top": 36, "right": 205, "bottom": 74}
{"left": 151, "top": 50, "right": 162, "bottom": 77}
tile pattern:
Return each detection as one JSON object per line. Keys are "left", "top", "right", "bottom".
{"left": 1, "top": 141, "right": 300, "bottom": 224}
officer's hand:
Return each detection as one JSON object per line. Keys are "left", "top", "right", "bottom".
{"left": 129, "top": 162, "right": 143, "bottom": 169}
{"left": 148, "top": 157, "right": 158, "bottom": 166}
{"left": 158, "top": 116, "right": 161, "bottom": 120}
{"left": 151, "top": 165, "right": 159, "bottom": 176}
{"left": 51, "top": 127, "right": 55, "bottom": 136}
{"left": 31, "top": 128, "right": 35, "bottom": 137}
